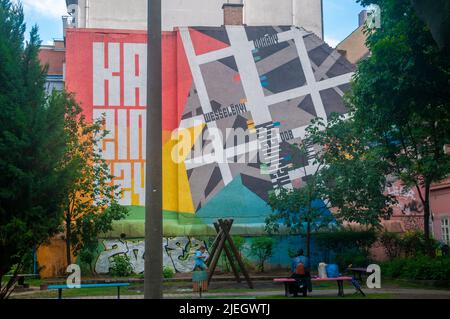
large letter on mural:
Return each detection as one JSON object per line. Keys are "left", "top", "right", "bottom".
{"left": 93, "top": 42, "right": 121, "bottom": 106}
{"left": 93, "top": 109, "right": 115, "bottom": 160}
{"left": 114, "top": 163, "right": 132, "bottom": 205}
{"left": 130, "top": 109, "right": 146, "bottom": 160}
{"left": 124, "top": 44, "right": 147, "bottom": 107}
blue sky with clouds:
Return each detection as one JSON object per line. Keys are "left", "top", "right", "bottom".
{"left": 17, "top": 0, "right": 365, "bottom": 47}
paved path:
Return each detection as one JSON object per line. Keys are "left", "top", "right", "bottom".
{"left": 31, "top": 288, "right": 450, "bottom": 299}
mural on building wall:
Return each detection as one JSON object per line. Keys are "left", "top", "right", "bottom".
{"left": 95, "top": 237, "right": 207, "bottom": 274}
{"left": 65, "top": 26, "right": 355, "bottom": 232}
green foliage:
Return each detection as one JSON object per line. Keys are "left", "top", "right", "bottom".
{"left": 109, "top": 255, "right": 133, "bottom": 277}
{"left": 379, "top": 231, "right": 403, "bottom": 260}
{"left": 401, "top": 231, "right": 439, "bottom": 257}
{"left": 307, "top": 115, "right": 396, "bottom": 227}
{"left": 0, "top": 1, "right": 70, "bottom": 298}
{"left": 265, "top": 141, "right": 335, "bottom": 259}
{"left": 62, "top": 93, "right": 129, "bottom": 263}
{"left": 78, "top": 241, "right": 98, "bottom": 275}
{"left": 249, "top": 237, "right": 274, "bottom": 272}
{"left": 380, "top": 231, "right": 441, "bottom": 261}
{"left": 163, "top": 267, "right": 175, "bottom": 279}
{"left": 218, "top": 235, "right": 247, "bottom": 273}
{"left": 314, "top": 229, "right": 377, "bottom": 268}
{"left": 351, "top": 0, "right": 450, "bottom": 240}
{"left": 382, "top": 256, "right": 450, "bottom": 280}
{"left": 334, "top": 251, "right": 369, "bottom": 270}
{"left": 314, "top": 229, "right": 378, "bottom": 254}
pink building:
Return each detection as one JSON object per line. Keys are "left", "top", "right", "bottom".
{"left": 431, "top": 178, "right": 450, "bottom": 246}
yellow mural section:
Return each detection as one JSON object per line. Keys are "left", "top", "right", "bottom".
{"left": 162, "top": 124, "right": 204, "bottom": 214}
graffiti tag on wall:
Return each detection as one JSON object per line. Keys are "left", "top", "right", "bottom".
{"left": 386, "top": 181, "right": 424, "bottom": 215}
{"left": 95, "top": 237, "right": 207, "bottom": 274}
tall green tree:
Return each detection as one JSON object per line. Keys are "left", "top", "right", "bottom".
{"left": 0, "top": 1, "right": 68, "bottom": 298}
{"left": 410, "top": 0, "right": 450, "bottom": 52}
{"left": 265, "top": 141, "right": 334, "bottom": 261}
{"left": 352, "top": 0, "right": 450, "bottom": 241}
{"left": 62, "top": 94, "right": 128, "bottom": 267}
{"left": 307, "top": 115, "right": 396, "bottom": 228}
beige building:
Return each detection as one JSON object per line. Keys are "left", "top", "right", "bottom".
{"left": 65, "top": 0, "right": 324, "bottom": 38}
{"left": 336, "top": 10, "right": 370, "bottom": 64}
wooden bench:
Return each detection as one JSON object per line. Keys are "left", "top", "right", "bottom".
{"left": 47, "top": 283, "right": 130, "bottom": 299}
{"left": 274, "top": 276, "right": 365, "bottom": 297}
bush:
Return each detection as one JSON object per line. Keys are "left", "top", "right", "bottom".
{"left": 382, "top": 256, "right": 450, "bottom": 280}
{"left": 401, "top": 231, "right": 439, "bottom": 257}
{"left": 380, "top": 231, "right": 440, "bottom": 259}
{"left": 334, "top": 250, "right": 370, "bottom": 270}
{"left": 314, "top": 229, "right": 378, "bottom": 255}
{"left": 78, "top": 241, "right": 98, "bottom": 275}
{"left": 313, "top": 229, "right": 377, "bottom": 267}
{"left": 379, "top": 231, "right": 403, "bottom": 260}
{"left": 218, "top": 236, "right": 252, "bottom": 274}
{"left": 109, "top": 254, "right": 133, "bottom": 277}
{"left": 163, "top": 267, "right": 175, "bottom": 279}
{"left": 249, "top": 237, "right": 274, "bottom": 272}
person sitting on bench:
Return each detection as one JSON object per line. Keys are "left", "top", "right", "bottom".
{"left": 289, "top": 249, "right": 312, "bottom": 297}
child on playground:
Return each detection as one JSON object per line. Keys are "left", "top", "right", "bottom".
{"left": 194, "top": 246, "right": 208, "bottom": 271}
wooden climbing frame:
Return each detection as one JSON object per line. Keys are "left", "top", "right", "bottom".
{"left": 206, "top": 219, "right": 253, "bottom": 289}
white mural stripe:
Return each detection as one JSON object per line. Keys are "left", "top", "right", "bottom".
{"left": 179, "top": 27, "right": 233, "bottom": 185}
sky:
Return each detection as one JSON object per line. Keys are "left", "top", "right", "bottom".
{"left": 15, "top": 0, "right": 365, "bottom": 47}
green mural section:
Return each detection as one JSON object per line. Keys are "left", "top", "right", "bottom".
{"left": 105, "top": 175, "right": 273, "bottom": 239}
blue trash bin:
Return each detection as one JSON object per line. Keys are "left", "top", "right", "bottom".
{"left": 326, "top": 264, "right": 340, "bottom": 278}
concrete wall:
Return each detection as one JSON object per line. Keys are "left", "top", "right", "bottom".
{"left": 68, "top": 0, "right": 323, "bottom": 38}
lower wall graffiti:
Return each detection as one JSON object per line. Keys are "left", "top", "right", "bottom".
{"left": 95, "top": 237, "right": 207, "bottom": 274}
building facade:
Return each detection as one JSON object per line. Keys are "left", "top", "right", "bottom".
{"left": 49, "top": 24, "right": 354, "bottom": 276}
{"left": 38, "top": 39, "right": 65, "bottom": 93}
{"left": 65, "top": 0, "right": 324, "bottom": 39}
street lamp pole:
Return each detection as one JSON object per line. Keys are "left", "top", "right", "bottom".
{"left": 144, "top": 0, "right": 163, "bottom": 299}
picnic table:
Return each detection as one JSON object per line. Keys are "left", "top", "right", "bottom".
{"left": 274, "top": 276, "right": 365, "bottom": 297}
{"left": 47, "top": 283, "right": 130, "bottom": 299}
{"left": 347, "top": 267, "right": 374, "bottom": 282}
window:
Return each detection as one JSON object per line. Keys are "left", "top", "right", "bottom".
{"left": 441, "top": 218, "right": 450, "bottom": 245}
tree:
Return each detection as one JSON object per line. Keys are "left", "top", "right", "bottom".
{"left": 410, "top": 0, "right": 450, "bottom": 52}
{"left": 0, "top": 1, "right": 68, "bottom": 298}
{"left": 352, "top": 0, "right": 450, "bottom": 243}
{"left": 307, "top": 115, "right": 396, "bottom": 228}
{"left": 249, "top": 237, "right": 274, "bottom": 273}
{"left": 62, "top": 93, "right": 128, "bottom": 266}
{"left": 265, "top": 141, "right": 334, "bottom": 262}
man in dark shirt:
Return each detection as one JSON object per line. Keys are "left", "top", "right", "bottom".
{"left": 289, "top": 249, "right": 312, "bottom": 297}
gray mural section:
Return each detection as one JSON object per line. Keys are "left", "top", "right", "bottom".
{"left": 178, "top": 26, "right": 355, "bottom": 220}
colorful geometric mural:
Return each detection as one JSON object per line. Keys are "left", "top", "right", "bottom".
{"left": 65, "top": 26, "right": 355, "bottom": 236}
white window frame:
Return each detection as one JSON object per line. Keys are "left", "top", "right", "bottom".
{"left": 441, "top": 217, "right": 450, "bottom": 245}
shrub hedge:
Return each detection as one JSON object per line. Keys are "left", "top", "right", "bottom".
{"left": 381, "top": 256, "right": 450, "bottom": 281}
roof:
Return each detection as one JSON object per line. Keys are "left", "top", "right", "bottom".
{"left": 336, "top": 25, "right": 369, "bottom": 64}
{"left": 38, "top": 48, "right": 65, "bottom": 75}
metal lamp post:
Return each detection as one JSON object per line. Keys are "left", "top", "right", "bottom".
{"left": 144, "top": 0, "right": 163, "bottom": 299}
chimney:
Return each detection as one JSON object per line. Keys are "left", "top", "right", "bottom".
{"left": 222, "top": 1, "right": 244, "bottom": 25}
{"left": 359, "top": 10, "right": 369, "bottom": 27}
